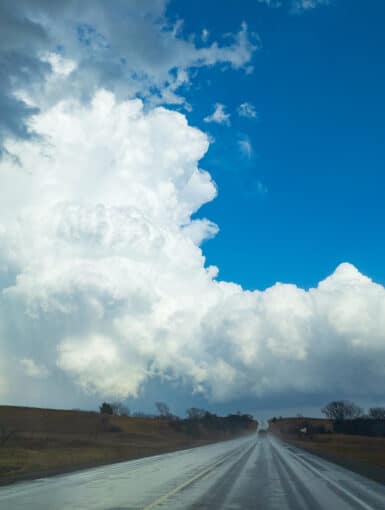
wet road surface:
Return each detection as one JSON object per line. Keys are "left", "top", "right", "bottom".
{"left": 1, "top": 434, "right": 385, "bottom": 509}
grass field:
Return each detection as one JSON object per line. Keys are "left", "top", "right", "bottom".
{"left": 0, "top": 406, "right": 254, "bottom": 485}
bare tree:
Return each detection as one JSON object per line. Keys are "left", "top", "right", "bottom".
{"left": 111, "top": 402, "right": 130, "bottom": 416}
{"left": 155, "top": 402, "right": 171, "bottom": 418}
{"left": 321, "top": 400, "right": 363, "bottom": 421}
{"left": 368, "top": 407, "right": 385, "bottom": 420}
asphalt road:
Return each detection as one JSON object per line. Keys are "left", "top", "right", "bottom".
{"left": 1, "top": 434, "right": 385, "bottom": 509}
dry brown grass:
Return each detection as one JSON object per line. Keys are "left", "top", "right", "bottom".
{"left": 281, "top": 433, "right": 385, "bottom": 470}
{"left": 269, "top": 417, "right": 334, "bottom": 434}
{"left": 0, "top": 405, "right": 232, "bottom": 485}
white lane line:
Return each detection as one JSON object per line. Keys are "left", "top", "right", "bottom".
{"left": 142, "top": 442, "right": 256, "bottom": 510}
{"left": 280, "top": 445, "right": 376, "bottom": 510}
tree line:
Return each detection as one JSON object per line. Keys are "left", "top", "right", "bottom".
{"left": 320, "top": 401, "right": 385, "bottom": 436}
{"left": 321, "top": 401, "right": 385, "bottom": 421}
{"left": 270, "top": 401, "right": 385, "bottom": 438}
{"left": 99, "top": 401, "right": 256, "bottom": 436}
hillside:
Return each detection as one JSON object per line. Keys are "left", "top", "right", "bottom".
{"left": 0, "top": 405, "right": 257, "bottom": 485}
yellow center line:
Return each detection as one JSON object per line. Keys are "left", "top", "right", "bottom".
{"left": 142, "top": 442, "right": 255, "bottom": 509}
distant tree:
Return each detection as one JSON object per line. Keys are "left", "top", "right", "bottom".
{"left": 155, "top": 402, "right": 171, "bottom": 418}
{"left": 368, "top": 407, "right": 385, "bottom": 420}
{"left": 186, "top": 407, "right": 206, "bottom": 420}
{"left": 119, "top": 404, "right": 130, "bottom": 417}
{"left": 321, "top": 401, "right": 363, "bottom": 421}
{"left": 111, "top": 402, "right": 130, "bottom": 416}
{"left": 132, "top": 411, "right": 155, "bottom": 418}
{"left": 99, "top": 402, "right": 113, "bottom": 415}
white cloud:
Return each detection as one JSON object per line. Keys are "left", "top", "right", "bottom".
{"left": 204, "top": 103, "right": 231, "bottom": 125}
{"left": 257, "top": 0, "right": 329, "bottom": 12}
{"left": 0, "top": 91, "right": 217, "bottom": 399}
{"left": 20, "top": 359, "right": 49, "bottom": 378}
{"left": 292, "top": 0, "right": 330, "bottom": 12}
{"left": 58, "top": 335, "right": 147, "bottom": 397}
{"left": 238, "top": 102, "right": 258, "bottom": 119}
{"left": 42, "top": 53, "right": 77, "bottom": 77}
{"left": 1, "top": 92, "right": 385, "bottom": 406}
{"left": 257, "top": 0, "right": 283, "bottom": 7}
{"left": 0, "top": 2, "right": 258, "bottom": 153}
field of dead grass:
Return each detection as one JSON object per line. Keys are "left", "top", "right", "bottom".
{"left": 0, "top": 405, "right": 243, "bottom": 485}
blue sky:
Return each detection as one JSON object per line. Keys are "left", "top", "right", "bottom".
{"left": 170, "top": 0, "right": 385, "bottom": 290}
{"left": 1, "top": 0, "right": 385, "bottom": 417}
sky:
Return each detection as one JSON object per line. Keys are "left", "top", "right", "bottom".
{"left": 0, "top": 0, "right": 385, "bottom": 418}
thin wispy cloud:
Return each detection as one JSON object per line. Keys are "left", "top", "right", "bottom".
{"left": 292, "top": 0, "right": 330, "bottom": 12}
{"left": 244, "top": 179, "right": 268, "bottom": 196}
{"left": 20, "top": 359, "right": 49, "bottom": 379}
{"left": 201, "top": 29, "right": 209, "bottom": 43}
{"left": 255, "top": 180, "right": 268, "bottom": 194}
{"left": 238, "top": 102, "right": 258, "bottom": 119}
{"left": 256, "top": 0, "right": 283, "bottom": 7}
{"left": 257, "top": 0, "right": 330, "bottom": 12}
{"left": 204, "top": 103, "right": 231, "bottom": 125}
{"left": 238, "top": 136, "right": 254, "bottom": 158}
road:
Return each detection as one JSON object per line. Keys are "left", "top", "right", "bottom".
{"left": 1, "top": 434, "right": 385, "bottom": 509}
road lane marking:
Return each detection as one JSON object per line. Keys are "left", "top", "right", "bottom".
{"left": 142, "top": 442, "right": 256, "bottom": 509}
{"left": 277, "top": 443, "right": 376, "bottom": 510}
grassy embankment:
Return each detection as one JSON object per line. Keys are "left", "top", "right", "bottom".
{"left": 269, "top": 417, "right": 385, "bottom": 484}
{"left": 0, "top": 406, "right": 256, "bottom": 485}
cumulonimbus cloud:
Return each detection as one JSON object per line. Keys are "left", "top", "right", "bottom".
{"left": 0, "top": 0, "right": 257, "bottom": 155}
{"left": 1, "top": 89, "right": 385, "bottom": 405}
